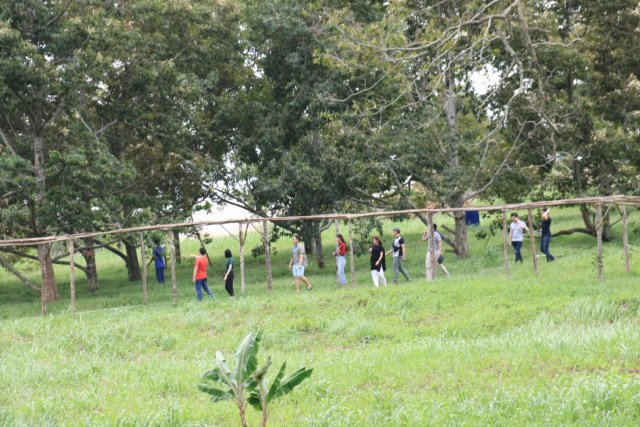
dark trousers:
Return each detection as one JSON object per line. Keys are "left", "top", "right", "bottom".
{"left": 540, "top": 235, "right": 555, "bottom": 261}
{"left": 155, "top": 267, "right": 165, "bottom": 284}
{"left": 511, "top": 241, "right": 523, "bottom": 263}
{"left": 225, "top": 272, "right": 235, "bottom": 297}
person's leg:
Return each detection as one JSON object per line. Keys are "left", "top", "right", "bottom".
{"left": 378, "top": 270, "right": 387, "bottom": 286}
{"left": 393, "top": 257, "right": 400, "bottom": 283}
{"left": 300, "top": 276, "right": 312, "bottom": 290}
{"left": 156, "top": 267, "right": 162, "bottom": 283}
{"left": 225, "top": 273, "right": 234, "bottom": 297}
{"left": 438, "top": 263, "right": 451, "bottom": 278}
{"left": 371, "top": 269, "right": 379, "bottom": 287}
{"left": 195, "top": 280, "right": 203, "bottom": 301}
{"left": 398, "top": 258, "right": 411, "bottom": 281}
{"left": 544, "top": 236, "right": 555, "bottom": 261}
{"left": 540, "top": 236, "right": 547, "bottom": 255}
{"left": 338, "top": 257, "right": 347, "bottom": 285}
{"left": 201, "top": 279, "right": 214, "bottom": 298}
{"left": 516, "top": 241, "right": 523, "bottom": 262}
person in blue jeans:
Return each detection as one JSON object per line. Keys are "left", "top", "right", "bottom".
{"left": 540, "top": 208, "right": 555, "bottom": 262}
{"left": 509, "top": 213, "right": 529, "bottom": 263}
{"left": 193, "top": 247, "right": 214, "bottom": 300}
{"left": 151, "top": 241, "right": 167, "bottom": 284}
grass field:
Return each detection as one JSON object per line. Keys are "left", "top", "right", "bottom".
{"left": 1, "top": 208, "right": 640, "bottom": 426}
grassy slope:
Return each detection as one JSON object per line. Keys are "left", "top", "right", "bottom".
{"left": 1, "top": 209, "right": 640, "bottom": 426}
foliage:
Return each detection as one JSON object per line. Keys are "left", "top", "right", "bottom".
{"left": 199, "top": 331, "right": 313, "bottom": 427}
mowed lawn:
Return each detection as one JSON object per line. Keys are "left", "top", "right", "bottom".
{"left": 2, "top": 209, "right": 640, "bottom": 426}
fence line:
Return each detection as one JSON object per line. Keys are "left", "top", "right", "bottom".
{"left": 1, "top": 195, "right": 640, "bottom": 248}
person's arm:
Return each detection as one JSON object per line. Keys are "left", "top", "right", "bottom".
{"left": 224, "top": 263, "right": 232, "bottom": 280}
{"left": 508, "top": 226, "right": 513, "bottom": 241}
{"left": 421, "top": 230, "right": 428, "bottom": 241}
{"left": 376, "top": 251, "right": 384, "bottom": 266}
{"left": 401, "top": 243, "right": 406, "bottom": 260}
{"left": 288, "top": 254, "right": 293, "bottom": 270}
{"left": 298, "top": 252, "right": 304, "bottom": 266}
{"left": 193, "top": 263, "right": 198, "bottom": 282}
{"left": 163, "top": 255, "right": 167, "bottom": 269}
{"left": 385, "top": 248, "right": 392, "bottom": 256}
{"left": 542, "top": 209, "right": 550, "bottom": 220}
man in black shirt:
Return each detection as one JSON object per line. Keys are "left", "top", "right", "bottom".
{"left": 540, "top": 208, "right": 555, "bottom": 262}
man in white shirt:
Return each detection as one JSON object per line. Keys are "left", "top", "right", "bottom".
{"left": 508, "top": 213, "right": 529, "bottom": 263}
{"left": 422, "top": 224, "right": 451, "bottom": 278}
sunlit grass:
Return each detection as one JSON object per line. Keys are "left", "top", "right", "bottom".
{"left": 1, "top": 208, "right": 640, "bottom": 425}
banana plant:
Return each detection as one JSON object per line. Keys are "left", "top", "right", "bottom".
{"left": 199, "top": 332, "right": 313, "bottom": 427}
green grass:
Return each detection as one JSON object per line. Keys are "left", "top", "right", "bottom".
{"left": 1, "top": 208, "right": 640, "bottom": 426}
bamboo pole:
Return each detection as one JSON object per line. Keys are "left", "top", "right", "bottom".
{"left": 348, "top": 219, "right": 356, "bottom": 287}
{"left": 502, "top": 210, "right": 510, "bottom": 279}
{"left": 527, "top": 209, "right": 538, "bottom": 276}
{"left": 596, "top": 203, "right": 604, "bottom": 283}
{"left": 168, "top": 230, "right": 177, "bottom": 304}
{"left": 239, "top": 223, "right": 246, "bottom": 295}
{"left": 426, "top": 213, "right": 436, "bottom": 281}
{"left": 67, "top": 240, "right": 76, "bottom": 311}
{"left": 621, "top": 204, "right": 631, "bottom": 273}
{"left": 262, "top": 220, "right": 273, "bottom": 291}
{"left": 139, "top": 232, "right": 148, "bottom": 305}
{"left": 4, "top": 195, "right": 640, "bottom": 248}
{"left": 335, "top": 219, "right": 340, "bottom": 234}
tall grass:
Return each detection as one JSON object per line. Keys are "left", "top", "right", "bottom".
{"left": 1, "top": 208, "right": 639, "bottom": 425}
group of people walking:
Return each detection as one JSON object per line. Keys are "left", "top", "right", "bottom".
{"left": 150, "top": 243, "right": 236, "bottom": 300}
{"left": 150, "top": 208, "right": 555, "bottom": 298}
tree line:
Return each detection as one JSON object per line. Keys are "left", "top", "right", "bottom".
{"left": 0, "top": 0, "right": 638, "bottom": 303}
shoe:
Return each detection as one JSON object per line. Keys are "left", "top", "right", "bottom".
{"left": 548, "top": 257, "right": 555, "bottom": 262}
{"left": 306, "top": 286, "right": 313, "bottom": 291}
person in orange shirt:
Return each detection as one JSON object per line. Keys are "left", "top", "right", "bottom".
{"left": 193, "top": 247, "right": 214, "bottom": 300}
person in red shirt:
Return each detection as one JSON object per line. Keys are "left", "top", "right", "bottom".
{"left": 193, "top": 247, "right": 214, "bottom": 300}
{"left": 332, "top": 234, "right": 348, "bottom": 286}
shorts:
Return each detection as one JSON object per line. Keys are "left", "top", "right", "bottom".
{"left": 292, "top": 265, "right": 305, "bottom": 277}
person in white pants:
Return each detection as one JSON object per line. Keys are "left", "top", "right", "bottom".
{"left": 369, "top": 236, "right": 387, "bottom": 287}
{"left": 422, "top": 224, "right": 451, "bottom": 278}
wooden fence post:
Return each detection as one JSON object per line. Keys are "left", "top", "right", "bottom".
{"left": 426, "top": 213, "right": 436, "bottom": 281}
{"left": 595, "top": 204, "right": 604, "bottom": 283}
{"left": 239, "top": 223, "right": 246, "bottom": 295}
{"left": 263, "top": 220, "right": 273, "bottom": 291}
{"left": 527, "top": 209, "right": 538, "bottom": 276}
{"left": 348, "top": 219, "right": 356, "bottom": 287}
{"left": 139, "top": 232, "right": 148, "bottom": 305}
{"left": 620, "top": 204, "right": 631, "bottom": 273}
{"left": 67, "top": 240, "right": 76, "bottom": 311}
{"left": 168, "top": 229, "right": 177, "bottom": 304}
{"left": 502, "top": 210, "right": 510, "bottom": 279}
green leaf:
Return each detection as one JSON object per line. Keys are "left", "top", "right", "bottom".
{"left": 268, "top": 367, "right": 313, "bottom": 402}
{"left": 198, "top": 385, "right": 234, "bottom": 403}
{"left": 202, "top": 351, "right": 234, "bottom": 390}
{"left": 234, "top": 331, "right": 261, "bottom": 386}
{"left": 247, "top": 391, "right": 263, "bottom": 411}
{"left": 266, "top": 361, "right": 287, "bottom": 402}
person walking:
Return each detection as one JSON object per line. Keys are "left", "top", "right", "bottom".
{"left": 333, "top": 234, "right": 348, "bottom": 286}
{"left": 540, "top": 208, "right": 556, "bottom": 262}
{"left": 509, "top": 213, "right": 529, "bottom": 264}
{"left": 223, "top": 249, "right": 235, "bottom": 297}
{"left": 193, "top": 247, "right": 214, "bottom": 300}
{"left": 422, "top": 224, "right": 451, "bottom": 278}
{"left": 386, "top": 227, "right": 411, "bottom": 283}
{"left": 289, "top": 235, "right": 312, "bottom": 293}
{"left": 150, "top": 240, "right": 167, "bottom": 284}
{"left": 369, "top": 236, "right": 387, "bottom": 287}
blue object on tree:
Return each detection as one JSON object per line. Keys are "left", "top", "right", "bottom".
{"left": 465, "top": 211, "right": 480, "bottom": 226}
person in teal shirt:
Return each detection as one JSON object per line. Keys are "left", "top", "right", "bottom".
{"left": 223, "top": 249, "right": 235, "bottom": 297}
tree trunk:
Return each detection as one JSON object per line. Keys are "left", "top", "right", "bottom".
{"left": 303, "top": 220, "right": 325, "bottom": 269}
{"left": 124, "top": 239, "right": 141, "bottom": 281}
{"left": 172, "top": 228, "right": 182, "bottom": 263}
{"left": 453, "top": 211, "right": 469, "bottom": 259}
{"left": 81, "top": 237, "right": 99, "bottom": 292}
{"left": 38, "top": 243, "right": 58, "bottom": 302}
